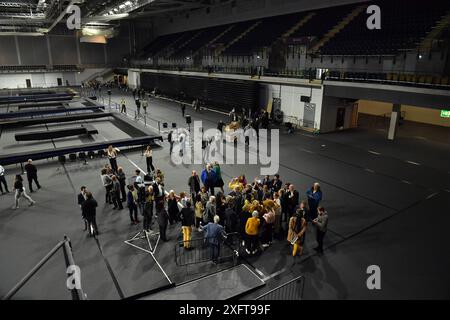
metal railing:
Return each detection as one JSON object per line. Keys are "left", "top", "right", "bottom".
{"left": 255, "top": 275, "right": 306, "bottom": 300}
{"left": 284, "top": 115, "right": 319, "bottom": 132}
{"left": 95, "top": 95, "right": 162, "bottom": 133}
{"left": 175, "top": 232, "right": 241, "bottom": 267}
{"left": 2, "top": 236, "right": 87, "bottom": 300}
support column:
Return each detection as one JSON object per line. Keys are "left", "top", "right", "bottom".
{"left": 387, "top": 103, "right": 401, "bottom": 140}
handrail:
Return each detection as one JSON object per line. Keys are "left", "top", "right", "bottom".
{"left": 2, "top": 236, "right": 87, "bottom": 300}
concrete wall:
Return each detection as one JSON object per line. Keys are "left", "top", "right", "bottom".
{"left": 320, "top": 96, "right": 354, "bottom": 132}
{"left": 0, "top": 30, "right": 131, "bottom": 67}
{"left": 0, "top": 72, "right": 68, "bottom": 89}
{"left": 152, "top": 0, "right": 368, "bottom": 36}
{"left": 127, "top": 70, "right": 140, "bottom": 89}
{"left": 0, "top": 69, "right": 111, "bottom": 89}
{"left": 259, "top": 83, "right": 324, "bottom": 128}
{"left": 357, "top": 100, "right": 450, "bottom": 127}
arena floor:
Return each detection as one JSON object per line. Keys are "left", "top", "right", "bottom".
{"left": 0, "top": 88, "right": 449, "bottom": 299}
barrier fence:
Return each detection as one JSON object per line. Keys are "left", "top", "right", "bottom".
{"left": 255, "top": 275, "right": 306, "bottom": 300}
{"left": 2, "top": 236, "right": 87, "bottom": 300}
{"left": 174, "top": 232, "right": 241, "bottom": 267}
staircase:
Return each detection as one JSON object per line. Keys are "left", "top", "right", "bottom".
{"left": 216, "top": 21, "right": 262, "bottom": 56}
{"left": 310, "top": 5, "right": 366, "bottom": 53}
{"left": 418, "top": 12, "right": 450, "bottom": 52}
{"left": 154, "top": 33, "right": 190, "bottom": 57}
{"left": 193, "top": 25, "right": 235, "bottom": 57}
{"left": 280, "top": 12, "right": 316, "bottom": 39}
{"left": 168, "top": 30, "right": 204, "bottom": 58}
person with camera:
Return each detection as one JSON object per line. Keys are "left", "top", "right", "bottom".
{"left": 312, "top": 207, "right": 328, "bottom": 254}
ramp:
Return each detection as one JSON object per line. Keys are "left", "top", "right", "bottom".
{"left": 139, "top": 264, "right": 265, "bottom": 300}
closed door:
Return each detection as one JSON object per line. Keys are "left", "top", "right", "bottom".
{"left": 303, "top": 103, "right": 316, "bottom": 127}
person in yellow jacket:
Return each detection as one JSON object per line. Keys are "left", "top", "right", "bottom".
{"left": 228, "top": 177, "right": 243, "bottom": 192}
{"left": 287, "top": 210, "right": 307, "bottom": 258}
{"left": 245, "top": 211, "right": 260, "bottom": 255}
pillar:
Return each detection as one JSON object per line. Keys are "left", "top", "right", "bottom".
{"left": 387, "top": 103, "right": 401, "bottom": 140}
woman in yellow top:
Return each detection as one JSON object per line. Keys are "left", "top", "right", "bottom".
{"left": 228, "top": 177, "right": 243, "bottom": 192}
{"left": 245, "top": 211, "right": 260, "bottom": 255}
{"left": 287, "top": 210, "right": 307, "bottom": 258}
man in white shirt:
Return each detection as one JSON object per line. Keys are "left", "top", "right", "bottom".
{"left": 0, "top": 165, "right": 10, "bottom": 194}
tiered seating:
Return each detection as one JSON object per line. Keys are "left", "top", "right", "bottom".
{"left": 288, "top": 5, "right": 354, "bottom": 41}
{"left": 321, "top": 0, "right": 450, "bottom": 55}
{"left": 224, "top": 13, "right": 304, "bottom": 55}
{"left": 171, "top": 25, "right": 230, "bottom": 58}
{"left": 137, "top": 0, "right": 450, "bottom": 59}
{"left": 209, "top": 20, "right": 256, "bottom": 54}
{"left": 139, "top": 32, "right": 185, "bottom": 58}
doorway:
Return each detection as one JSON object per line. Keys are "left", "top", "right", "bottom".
{"left": 26, "top": 79, "right": 31, "bottom": 88}
{"left": 336, "top": 107, "right": 346, "bottom": 129}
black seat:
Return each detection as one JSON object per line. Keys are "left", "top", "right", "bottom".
{"left": 69, "top": 153, "right": 77, "bottom": 161}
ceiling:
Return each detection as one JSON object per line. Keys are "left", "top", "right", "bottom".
{"left": 0, "top": 0, "right": 227, "bottom": 35}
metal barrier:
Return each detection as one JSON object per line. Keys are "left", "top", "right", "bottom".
{"left": 255, "top": 275, "right": 306, "bottom": 300}
{"left": 2, "top": 236, "right": 87, "bottom": 300}
{"left": 175, "top": 232, "right": 241, "bottom": 267}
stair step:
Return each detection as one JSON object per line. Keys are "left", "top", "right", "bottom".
{"left": 310, "top": 5, "right": 365, "bottom": 53}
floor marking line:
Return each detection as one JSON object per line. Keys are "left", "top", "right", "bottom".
{"left": 401, "top": 180, "right": 412, "bottom": 185}
{"left": 94, "top": 238, "right": 126, "bottom": 299}
{"left": 406, "top": 160, "right": 421, "bottom": 166}
{"left": 426, "top": 192, "right": 439, "bottom": 200}
{"left": 368, "top": 150, "right": 381, "bottom": 155}
{"left": 261, "top": 268, "right": 287, "bottom": 282}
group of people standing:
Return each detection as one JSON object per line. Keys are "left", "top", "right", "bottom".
{"left": 0, "top": 160, "right": 41, "bottom": 209}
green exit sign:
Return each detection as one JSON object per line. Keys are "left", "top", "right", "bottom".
{"left": 441, "top": 110, "right": 450, "bottom": 118}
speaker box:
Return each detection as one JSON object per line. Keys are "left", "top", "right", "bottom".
{"left": 300, "top": 96, "right": 311, "bottom": 103}
{"left": 172, "top": 123, "right": 177, "bottom": 128}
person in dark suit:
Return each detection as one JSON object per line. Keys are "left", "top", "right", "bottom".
{"left": 24, "top": 159, "right": 41, "bottom": 193}
{"left": 287, "top": 184, "right": 300, "bottom": 220}
{"left": 188, "top": 170, "right": 201, "bottom": 200}
{"left": 81, "top": 191, "right": 98, "bottom": 236}
{"left": 271, "top": 174, "right": 282, "bottom": 193}
{"left": 77, "top": 186, "right": 88, "bottom": 231}
{"left": 156, "top": 200, "right": 169, "bottom": 241}
{"left": 168, "top": 130, "right": 174, "bottom": 155}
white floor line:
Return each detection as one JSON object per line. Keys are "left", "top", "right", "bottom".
{"left": 368, "top": 150, "right": 381, "bottom": 155}
{"left": 261, "top": 268, "right": 287, "bottom": 282}
{"left": 406, "top": 160, "right": 421, "bottom": 166}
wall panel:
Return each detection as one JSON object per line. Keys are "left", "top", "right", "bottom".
{"left": 0, "top": 36, "right": 19, "bottom": 65}
{"left": 18, "top": 36, "right": 49, "bottom": 65}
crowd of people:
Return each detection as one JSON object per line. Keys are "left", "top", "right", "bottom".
{"left": 76, "top": 142, "right": 328, "bottom": 263}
